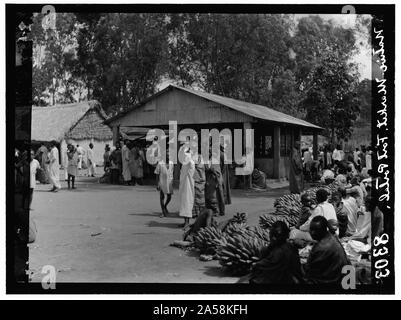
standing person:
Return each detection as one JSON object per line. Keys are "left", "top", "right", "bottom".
{"left": 289, "top": 141, "right": 304, "bottom": 194}
{"left": 129, "top": 142, "right": 145, "bottom": 185}
{"left": 303, "top": 147, "right": 312, "bottom": 181}
{"left": 353, "top": 147, "right": 361, "bottom": 170}
{"left": 67, "top": 144, "right": 78, "bottom": 189}
{"left": 87, "top": 143, "right": 96, "bottom": 177}
{"left": 326, "top": 145, "right": 333, "bottom": 168}
{"left": 220, "top": 144, "right": 232, "bottom": 205}
{"left": 109, "top": 142, "right": 122, "bottom": 184}
{"left": 36, "top": 143, "right": 49, "bottom": 183}
{"left": 121, "top": 139, "right": 131, "bottom": 185}
{"left": 48, "top": 141, "right": 61, "bottom": 192}
{"left": 332, "top": 144, "right": 342, "bottom": 164}
{"left": 360, "top": 146, "right": 367, "bottom": 169}
{"left": 103, "top": 144, "right": 111, "bottom": 172}
{"left": 76, "top": 144, "right": 85, "bottom": 175}
{"left": 192, "top": 154, "right": 206, "bottom": 219}
{"left": 155, "top": 150, "right": 174, "bottom": 217}
{"left": 29, "top": 149, "right": 40, "bottom": 208}
{"left": 178, "top": 148, "right": 195, "bottom": 228}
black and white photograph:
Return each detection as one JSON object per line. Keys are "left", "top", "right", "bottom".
{"left": 5, "top": 2, "right": 395, "bottom": 297}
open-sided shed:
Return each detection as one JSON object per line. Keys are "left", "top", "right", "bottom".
{"left": 105, "top": 85, "right": 322, "bottom": 179}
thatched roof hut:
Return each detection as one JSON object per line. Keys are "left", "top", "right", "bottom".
{"left": 31, "top": 100, "right": 112, "bottom": 142}
{"left": 31, "top": 100, "right": 113, "bottom": 167}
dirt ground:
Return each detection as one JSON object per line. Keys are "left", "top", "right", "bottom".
{"left": 28, "top": 169, "right": 289, "bottom": 283}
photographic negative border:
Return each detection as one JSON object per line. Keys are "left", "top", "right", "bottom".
{"left": 6, "top": 3, "right": 395, "bottom": 294}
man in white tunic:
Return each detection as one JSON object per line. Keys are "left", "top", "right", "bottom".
{"left": 178, "top": 149, "right": 195, "bottom": 228}
{"left": 121, "top": 140, "right": 131, "bottom": 185}
{"left": 48, "top": 141, "right": 61, "bottom": 192}
{"left": 87, "top": 143, "right": 96, "bottom": 177}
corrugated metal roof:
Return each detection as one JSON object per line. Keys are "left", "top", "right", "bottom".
{"left": 106, "top": 84, "right": 322, "bottom": 130}
{"left": 170, "top": 85, "right": 322, "bottom": 130}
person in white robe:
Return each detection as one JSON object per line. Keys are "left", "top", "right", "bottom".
{"left": 48, "top": 141, "right": 61, "bottom": 191}
{"left": 87, "top": 143, "right": 96, "bottom": 177}
{"left": 178, "top": 149, "right": 195, "bottom": 228}
{"left": 121, "top": 140, "right": 131, "bottom": 185}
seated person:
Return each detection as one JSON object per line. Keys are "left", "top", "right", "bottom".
{"left": 249, "top": 221, "right": 303, "bottom": 284}
{"left": 330, "top": 191, "right": 348, "bottom": 238}
{"left": 320, "top": 167, "right": 335, "bottom": 184}
{"left": 290, "top": 189, "right": 338, "bottom": 242}
{"left": 339, "top": 187, "right": 359, "bottom": 237}
{"left": 335, "top": 167, "right": 348, "bottom": 187}
{"left": 251, "top": 166, "right": 266, "bottom": 189}
{"left": 351, "top": 193, "right": 384, "bottom": 243}
{"left": 346, "top": 176, "right": 366, "bottom": 208}
{"left": 304, "top": 216, "right": 350, "bottom": 284}
{"left": 296, "top": 193, "right": 315, "bottom": 229}
{"left": 183, "top": 208, "right": 216, "bottom": 242}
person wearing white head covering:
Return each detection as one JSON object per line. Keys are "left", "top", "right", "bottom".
{"left": 178, "top": 147, "right": 195, "bottom": 228}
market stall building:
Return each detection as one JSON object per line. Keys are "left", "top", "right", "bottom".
{"left": 105, "top": 85, "right": 322, "bottom": 181}
{"left": 31, "top": 100, "right": 113, "bottom": 167}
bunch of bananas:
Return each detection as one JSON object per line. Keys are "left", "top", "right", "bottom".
{"left": 224, "top": 222, "right": 249, "bottom": 236}
{"left": 193, "top": 226, "right": 227, "bottom": 254}
{"left": 231, "top": 212, "right": 247, "bottom": 224}
{"left": 216, "top": 230, "right": 269, "bottom": 275}
{"left": 273, "top": 194, "right": 302, "bottom": 216}
{"left": 259, "top": 213, "right": 299, "bottom": 229}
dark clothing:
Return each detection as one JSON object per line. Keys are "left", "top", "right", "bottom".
{"left": 110, "top": 169, "right": 120, "bottom": 185}
{"left": 289, "top": 148, "right": 304, "bottom": 194}
{"left": 250, "top": 242, "right": 303, "bottom": 284}
{"left": 109, "top": 149, "right": 122, "bottom": 170}
{"left": 220, "top": 152, "right": 232, "bottom": 205}
{"left": 103, "top": 151, "right": 111, "bottom": 170}
{"left": 305, "top": 233, "right": 350, "bottom": 284}
{"left": 372, "top": 206, "right": 384, "bottom": 239}
{"left": 334, "top": 202, "right": 349, "bottom": 238}
{"left": 192, "top": 162, "right": 206, "bottom": 217}
{"left": 296, "top": 206, "right": 312, "bottom": 229}
{"left": 205, "top": 163, "right": 225, "bottom": 215}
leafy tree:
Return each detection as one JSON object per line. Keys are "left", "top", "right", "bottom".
{"left": 301, "top": 50, "right": 361, "bottom": 142}
{"left": 30, "top": 12, "right": 80, "bottom": 105}
{"left": 75, "top": 13, "right": 169, "bottom": 111}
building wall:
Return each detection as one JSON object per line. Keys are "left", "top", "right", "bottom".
{"left": 113, "top": 88, "right": 254, "bottom": 128}
{"left": 255, "top": 157, "right": 289, "bottom": 180}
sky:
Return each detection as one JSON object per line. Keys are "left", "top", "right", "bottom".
{"left": 295, "top": 14, "right": 372, "bottom": 80}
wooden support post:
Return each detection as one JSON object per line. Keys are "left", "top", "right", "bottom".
{"left": 112, "top": 125, "right": 120, "bottom": 146}
{"left": 243, "top": 122, "right": 252, "bottom": 189}
{"left": 273, "top": 125, "right": 281, "bottom": 179}
{"left": 313, "top": 131, "right": 318, "bottom": 161}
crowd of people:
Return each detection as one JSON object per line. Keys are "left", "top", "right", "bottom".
{"left": 101, "top": 139, "right": 146, "bottom": 186}
{"left": 246, "top": 142, "right": 382, "bottom": 285}
{"left": 153, "top": 138, "right": 232, "bottom": 229}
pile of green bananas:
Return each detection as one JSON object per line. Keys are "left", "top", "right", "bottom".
{"left": 193, "top": 226, "right": 227, "bottom": 254}
{"left": 274, "top": 194, "right": 302, "bottom": 216}
{"left": 224, "top": 222, "right": 249, "bottom": 236}
{"left": 216, "top": 227, "right": 270, "bottom": 275}
{"left": 259, "top": 213, "right": 299, "bottom": 229}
